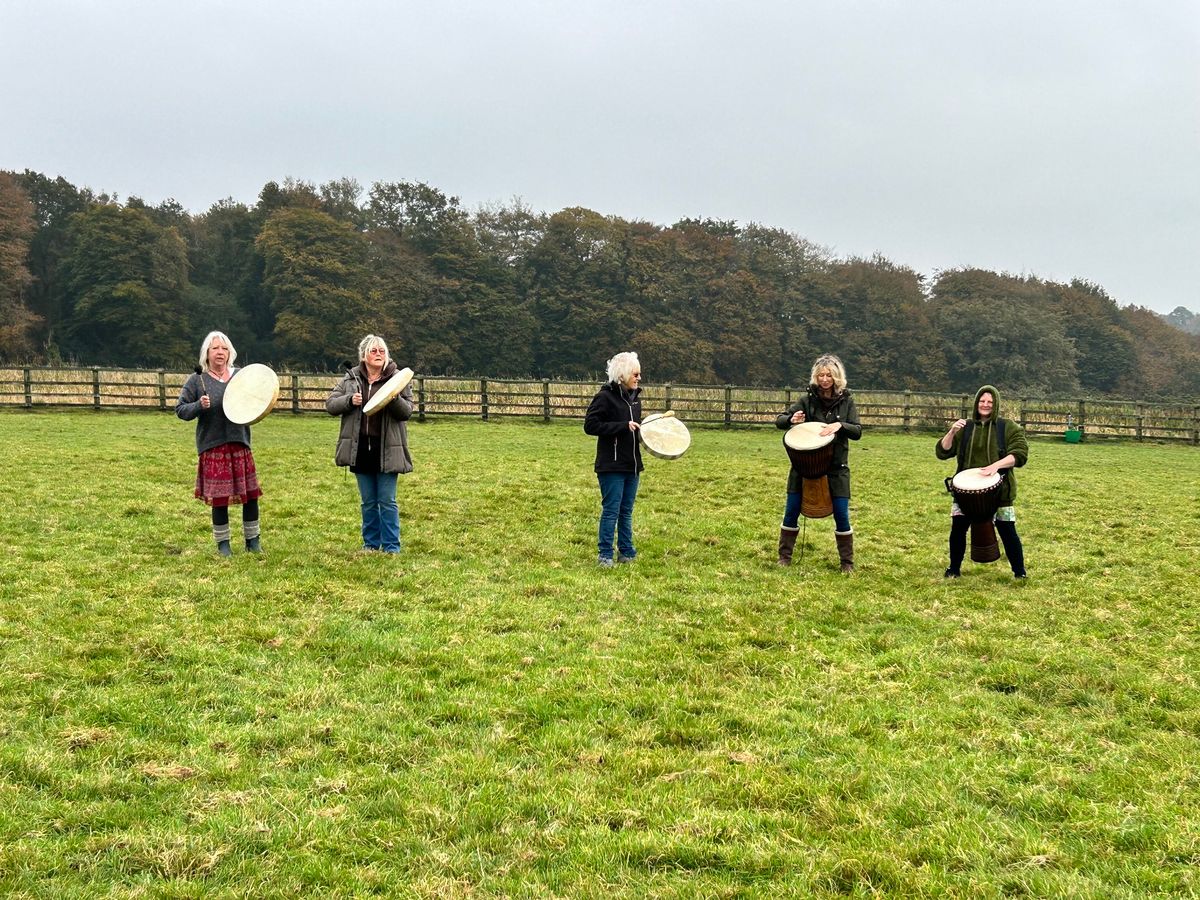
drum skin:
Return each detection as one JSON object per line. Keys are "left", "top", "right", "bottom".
{"left": 363, "top": 367, "right": 414, "bottom": 417}
{"left": 639, "top": 412, "right": 691, "bottom": 460}
{"left": 223, "top": 364, "right": 279, "bottom": 426}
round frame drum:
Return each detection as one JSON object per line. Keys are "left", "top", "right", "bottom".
{"left": 640, "top": 411, "right": 691, "bottom": 460}
{"left": 223, "top": 364, "right": 279, "bottom": 426}
{"left": 947, "top": 467, "right": 1003, "bottom": 523}
{"left": 784, "top": 422, "right": 835, "bottom": 519}
{"left": 363, "top": 367, "right": 414, "bottom": 417}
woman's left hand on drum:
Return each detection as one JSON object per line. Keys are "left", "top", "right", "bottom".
{"left": 978, "top": 463, "right": 1000, "bottom": 477}
{"left": 819, "top": 422, "right": 841, "bottom": 437}
{"left": 790, "top": 410, "right": 805, "bottom": 424}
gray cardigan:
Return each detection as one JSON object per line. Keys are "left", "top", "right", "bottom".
{"left": 175, "top": 370, "right": 252, "bottom": 454}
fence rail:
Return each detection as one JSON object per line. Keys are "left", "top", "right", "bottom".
{"left": 2, "top": 366, "right": 1198, "bottom": 444}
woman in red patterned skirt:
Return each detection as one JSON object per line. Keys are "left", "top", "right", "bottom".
{"left": 175, "top": 331, "right": 263, "bottom": 556}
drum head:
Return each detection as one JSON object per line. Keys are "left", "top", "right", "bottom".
{"left": 223, "top": 364, "right": 279, "bottom": 426}
{"left": 784, "top": 421, "right": 835, "bottom": 452}
{"left": 952, "top": 467, "right": 1002, "bottom": 491}
{"left": 363, "top": 367, "right": 414, "bottom": 417}
{"left": 640, "top": 412, "right": 691, "bottom": 459}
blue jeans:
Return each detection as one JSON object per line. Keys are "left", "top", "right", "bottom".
{"left": 355, "top": 472, "right": 400, "bottom": 552}
{"left": 783, "top": 492, "right": 851, "bottom": 532}
{"left": 597, "top": 472, "right": 639, "bottom": 561}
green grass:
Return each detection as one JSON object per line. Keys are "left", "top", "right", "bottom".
{"left": 1, "top": 409, "right": 1198, "bottom": 898}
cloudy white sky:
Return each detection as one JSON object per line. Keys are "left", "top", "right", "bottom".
{"left": 3, "top": 0, "right": 1197, "bottom": 313}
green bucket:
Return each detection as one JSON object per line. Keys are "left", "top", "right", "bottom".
{"left": 1064, "top": 428, "right": 1083, "bottom": 443}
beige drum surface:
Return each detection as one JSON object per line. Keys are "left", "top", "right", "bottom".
{"left": 951, "top": 467, "right": 1002, "bottom": 492}
{"left": 363, "top": 367, "right": 414, "bottom": 417}
{"left": 784, "top": 421, "right": 835, "bottom": 452}
{"left": 223, "top": 364, "right": 279, "bottom": 426}
{"left": 640, "top": 412, "right": 691, "bottom": 460}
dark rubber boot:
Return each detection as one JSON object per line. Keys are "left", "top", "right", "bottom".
{"left": 778, "top": 526, "right": 799, "bottom": 566}
{"left": 835, "top": 530, "right": 854, "bottom": 573}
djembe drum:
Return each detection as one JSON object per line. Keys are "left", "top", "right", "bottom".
{"left": 784, "top": 422, "right": 835, "bottom": 518}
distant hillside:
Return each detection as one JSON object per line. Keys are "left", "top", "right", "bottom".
{"left": 1162, "top": 307, "right": 1200, "bottom": 335}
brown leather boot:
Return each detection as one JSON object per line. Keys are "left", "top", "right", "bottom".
{"left": 835, "top": 530, "right": 854, "bottom": 573}
{"left": 778, "top": 526, "right": 799, "bottom": 566}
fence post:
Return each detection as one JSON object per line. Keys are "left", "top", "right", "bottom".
{"left": 724, "top": 385, "right": 732, "bottom": 427}
{"left": 1136, "top": 402, "right": 1144, "bottom": 441}
{"left": 903, "top": 390, "right": 911, "bottom": 431}
{"left": 417, "top": 376, "right": 426, "bottom": 422}
{"left": 542, "top": 379, "right": 550, "bottom": 422}
{"left": 157, "top": 369, "right": 166, "bottom": 410}
{"left": 1019, "top": 398, "right": 1027, "bottom": 430}
{"left": 664, "top": 382, "right": 673, "bottom": 412}
{"left": 23, "top": 367, "right": 32, "bottom": 408}
{"left": 1078, "top": 399, "right": 1086, "bottom": 438}
{"left": 1193, "top": 405, "right": 1199, "bottom": 446}
{"left": 92, "top": 367, "right": 101, "bottom": 410}
{"left": 291, "top": 374, "right": 300, "bottom": 413}
{"left": 481, "top": 378, "right": 489, "bottom": 421}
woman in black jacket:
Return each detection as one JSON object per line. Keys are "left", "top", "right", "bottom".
{"left": 775, "top": 354, "right": 862, "bottom": 571}
{"left": 583, "top": 351, "right": 643, "bottom": 567}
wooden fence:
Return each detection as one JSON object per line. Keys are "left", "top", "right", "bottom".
{"left": 1, "top": 366, "right": 1198, "bottom": 443}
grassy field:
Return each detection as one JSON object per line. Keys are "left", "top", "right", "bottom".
{"left": 1, "top": 409, "right": 1198, "bottom": 898}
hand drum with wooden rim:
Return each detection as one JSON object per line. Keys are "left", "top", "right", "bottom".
{"left": 639, "top": 411, "right": 691, "bottom": 459}
{"left": 223, "top": 363, "right": 280, "bottom": 426}
{"left": 363, "top": 367, "right": 414, "bottom": 417}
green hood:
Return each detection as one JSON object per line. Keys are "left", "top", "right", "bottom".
{"left": 973, "top": 384, "right": 1001, "bottom": 422}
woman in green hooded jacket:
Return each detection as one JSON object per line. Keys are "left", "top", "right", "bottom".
{"left": 935, "top": 385, "right": 1028, "bottom": 578}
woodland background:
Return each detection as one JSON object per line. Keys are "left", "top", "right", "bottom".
{"left": 1, "top": 169, "right": 1198, "bottom": 398}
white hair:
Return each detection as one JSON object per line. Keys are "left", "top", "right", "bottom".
{"left": 358, "top": 334, "right": 390, "bottom": 364}
{"left": 198, "top": 331, "right": 237, "bottom": 372}
{"left": 605, "top": 351, "right": 641, "bottom": 386}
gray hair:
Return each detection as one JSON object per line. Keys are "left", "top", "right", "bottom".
{"left": 605, "top": 351, "right": 641, "bottom": 386}
{"left": 809, "top": 354, "right": 848, "bottom": 393}
{"left": 198, "top": 331, "right": 237, "bottom": 372}
{"left": 358, "top": 334, "right": 390, "bottom": 364}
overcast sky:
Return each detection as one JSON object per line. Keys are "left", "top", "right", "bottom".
{"left": 3, "top": 0, "right": 1197, "bottom": 313}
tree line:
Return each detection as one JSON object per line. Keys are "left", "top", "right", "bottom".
{"left": 2, "top": 169, "right": 1198, "bottom": 398}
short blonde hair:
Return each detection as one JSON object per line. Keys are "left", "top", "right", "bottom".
{"left": 809, "top": 354, "right": 847, "bottom": 393}
{"left": 605, "top": 351, "right": 641, "bottom": 386}
{"left": 358, "top": 334, "right": 390, "bottom": 364}
{"left": 198, "top": 331, "right": 237, "bottom": 373}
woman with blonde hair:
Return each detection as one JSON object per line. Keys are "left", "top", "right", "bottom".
{"left": 175, "top": 331, "right": 264, "bottom": 556}
{"left": 775, "top": 353, "right": 862, "bottom": 571}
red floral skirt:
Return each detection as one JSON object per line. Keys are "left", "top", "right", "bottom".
{"left": 195, "top": 443, "right": 263, "bottom": 507}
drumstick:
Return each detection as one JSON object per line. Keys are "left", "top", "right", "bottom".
{"left": 193, "top": 366, "right": 210, "bottom": 402}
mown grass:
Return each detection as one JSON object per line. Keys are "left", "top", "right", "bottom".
{"left": 1, "top": 409, "right": 1198, "bottom": 898}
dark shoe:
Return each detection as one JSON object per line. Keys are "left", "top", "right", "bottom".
{"left": 1014, "top": 572, "right": 1027, "bottom": 579}
{"left": 777, "top": 526, "right": 799, "bottom": 566}
{"left": 245, "top": 536, "right": 261, "bottom": 553}
{"left": 616, "top": 553, "right": 635, "bottom": 564}
{"left": 598, "top": 557, "right": 614, "bottom": 568}
{"left": 217, "top": 540, "right": 232, "bottom": 558}
{"left": 835, "top": 531, "right": 854, "bottom": 574}
{"left": 944, "top": 568, "right": 960, "bottom": 578}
